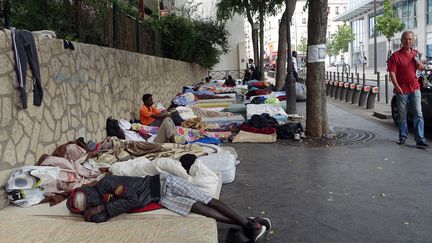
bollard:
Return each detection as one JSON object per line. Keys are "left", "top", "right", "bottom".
{"left": 352, "top": 84, "right": 363, "bottom": 104}
{"left": 340, "top": 82, "right": 349, "bottom": 101}
{"left": 356, "top": 73, "right": 360, "bottom": 84}
{"left": 366, "top": 86, "right": 379, "bottom": 109}
{"left": 359, "top": 85, "right": 370, "bottom": 107}
{"left": 351, "top": 73, "right": 354, "bottom": 83}
{"left": 346, "top": 83, "right": 356, "bottom": 102}
{"left": 326, "top": 80, "right": 331, "bottom": 96}
{"left": 336, "top": 81, "right": 344, "bottom": 99}
{"left": 337, "top": 72, "right": 340, "bottom": 81}
{"left": 376, "top": 72, "right": 380, "bottom": 102}
{"left": 362, "top": 73, "right": 366, "bottom": 86}
{"left": 333, "top": 72, "right": 336, "bottom": 81}
{"left": 331, "top": 81, "right": 338, "bottom": 97}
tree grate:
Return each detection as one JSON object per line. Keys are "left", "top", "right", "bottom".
{"left": 278, "top": 127, "right": 377, "bottom": 147}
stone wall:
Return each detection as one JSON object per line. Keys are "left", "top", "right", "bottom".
{"left": 0, "top": 29, "right": 207, "bottom": 171}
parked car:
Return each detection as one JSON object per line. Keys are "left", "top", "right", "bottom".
{"left": 391, "top": 87, "right": 432, "bottom": 126}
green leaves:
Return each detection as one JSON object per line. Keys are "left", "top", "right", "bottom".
{"left": 147, "top": 15, "right": 229, "bottom": 68}
{"left": 375, "top": 0, "right": 404, "bottom": 41}
{"left": 297, "top": 36, "right": 307, "bottom": 54}
{"left": 326, "top": 22, "right": 355, "bottom": 56}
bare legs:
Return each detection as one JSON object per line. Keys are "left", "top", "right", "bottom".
{"left": 191, "top": 198, "right": 248, "bottom": 227}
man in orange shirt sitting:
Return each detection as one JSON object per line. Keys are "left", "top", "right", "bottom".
{"left": 140, "top": 94, "right": 177, "bottom": 143}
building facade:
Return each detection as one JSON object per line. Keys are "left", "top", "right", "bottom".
{"left": 335, "top": 0, "right": 430, "bottom": 70}
{"left": 244, "top": 0, "right": 348, "bottom": 67}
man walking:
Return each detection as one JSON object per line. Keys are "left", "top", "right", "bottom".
{"left": 388, "top": 31, "right": 428, "bottom": 146}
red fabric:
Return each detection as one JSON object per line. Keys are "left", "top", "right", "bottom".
{"left": 240, "top": 124, "right": 276, "bottom": 134}
{"left": 128, "top": 202, "right": 163, "bottom": 213}
{"left": 245, "top": 89, "right": 271, "bottom": 98}
{"left": 250, "top": 82, "right": 268, "bottom": 89}
{"left": 277, "top": 95, "right": 286, "bottom": 101}
{"left": 387, "top": 48, "right": 420, "bottom": 94}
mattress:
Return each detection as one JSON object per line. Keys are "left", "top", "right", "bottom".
{"left": 202, "top": 115, "right": 245, "bottom": 126}
{"left": 195, "top": 98, "right": 237, "bottom": 104}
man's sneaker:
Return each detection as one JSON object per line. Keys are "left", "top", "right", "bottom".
{"left": 416, "top": 141, "right": 429, "bottom": 147}
{"left": 247, "top": 217, "right": 272, "bottom": 231}
{"left": 244, "top": 221, "right": 266, "bottom": 242}
{"left": 397, "top": 139, "right": 406, "bottom": 145}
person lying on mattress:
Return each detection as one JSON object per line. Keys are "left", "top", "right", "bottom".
{"left": 67, "top": 155, "right": 271, "bottom": 242}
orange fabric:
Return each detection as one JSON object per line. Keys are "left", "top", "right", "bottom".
{"left": 140, "top": 105, "right": 160, "bottom": 125}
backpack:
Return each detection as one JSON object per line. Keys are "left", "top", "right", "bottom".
{"left": 106, "top": 116, "right": 125, "bottom": 139}
{"left": 277, "top": 123, "right": 304, "bottom": 139}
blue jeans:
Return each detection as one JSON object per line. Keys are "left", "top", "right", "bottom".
{"left": 396, "top": 89, "right": 425, "bottom": 143}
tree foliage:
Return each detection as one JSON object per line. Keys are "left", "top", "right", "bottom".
{"left": 6, "top": 0, "right": 138, "bottom": 44}
{"left": 376, "top": 0, "right": 404, "bottom": 42}
{"left": 297, "top": 36, "right": 307, "bottom": 54}
{"left": 326, "top": 22, "right": 354, "bottom": 56}
{"left": 147, "top": 15, "right": 229, "bottom": 68}
{"left": 216, "top": 0, "right": 285, "bottom": 74}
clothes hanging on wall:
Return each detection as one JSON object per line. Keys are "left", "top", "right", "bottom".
{"left": 10, "top": 28, "right": 43, "bottom": 109}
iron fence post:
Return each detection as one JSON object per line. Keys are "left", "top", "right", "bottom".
{"left": 362, "top": 73, "right": 366, "bottom": 86}
{"left": 356, "top": 73, "right": 360, "bottom": 84}
{"left": 113, "top": 2, "right": 119, "bottom": 49}
{"left": 351, "top": 73, "right": 354, "bottom": 83}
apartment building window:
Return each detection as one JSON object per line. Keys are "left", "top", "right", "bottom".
{"left": 368, "top": 10, "right": 383, "bottom": 38}
{"left": 351, "top": 18, "right": 364, "bottom": 54}
{"left": 302, "top": 18, "right": 306, "bottom": 24}
{"left": 394, "top": 0, "right": 417, "bottom": 29}
{"left": 428, "top": 0, "right": 432, "bottom": 24}
{"left": 336, "top": 6, "right": 339, "bottom": 15}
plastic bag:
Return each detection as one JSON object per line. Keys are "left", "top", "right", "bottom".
{"left": 5, "top": 166, "right": 60, "bottom": 207}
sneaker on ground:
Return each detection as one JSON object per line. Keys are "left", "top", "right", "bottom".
{"left": 244, "top": 221, "right": 266, "bottom": 242}
{"left": 247, "top": 217, "right": 272, "bottom": 231}
{"left": 416, "top": 141, "right": 429, "bottom": 147}
{"left": 397, "top": 139, "right": 406, "bottom": 145}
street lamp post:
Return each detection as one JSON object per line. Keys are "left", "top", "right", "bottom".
{"left": 374, "top": 0, "right": 377, "bottom": 74}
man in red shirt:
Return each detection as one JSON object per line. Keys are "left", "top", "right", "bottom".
{"left": 388, "top": 31, "right": 428, "bottom": 146}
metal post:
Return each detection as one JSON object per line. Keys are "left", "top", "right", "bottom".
{"left": 135, "top": 19, "right": 141, "bottom": 53}
{"left": 113, "top": 2, "right": 119, "bottom": 49}
{"left": 374, "top": 0, "right": 377, "bottom": 74}
{"left": 346, "top": 72, "right": 349, "bottom": 83}
{"left": 337, "top": 72, "right": 340, "bottom": 81}
{"left": 351, "top": 73, "right": 354, "bottom": 83}
{"left": 356, "top": 73, "right": 360, "bottom": 84}
{"left": 385, "top": 74, "right": 389, "bottom": 104}
{"left": 362, "top": 73, "right": 366, "bottom": 86}
{"left": 341, "top": 71, "right": 344, "bottom": 82}
{"left": 4, "top": 0, "right": 11, "bottom": 27}
{"left": 376, "top": 72, "right": 380, "bottom": 102}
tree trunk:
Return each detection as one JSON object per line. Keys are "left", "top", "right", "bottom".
{"left": 285, "top": 0, "right": 297, "bottom": 114}
{"left": 259, "top": 2, "right": 265, "bottom": 81}
{"left": 243, "top": 0, "right": 259, "bottom": 70}
{"left": 252, "top": 28, "right": 259, "bottom": 68}
{"left": 306, "top": 0, "right": 328, "bottom": 137}
{"left": 275, "top": 9, "right": 287, "bottom": 91}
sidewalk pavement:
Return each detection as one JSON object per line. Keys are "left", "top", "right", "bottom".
{"left": 264, "top": 71, "right": 393, "bottom": 121}
{"left": 218, "top": 101, "right": 432, "bottom": 242}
